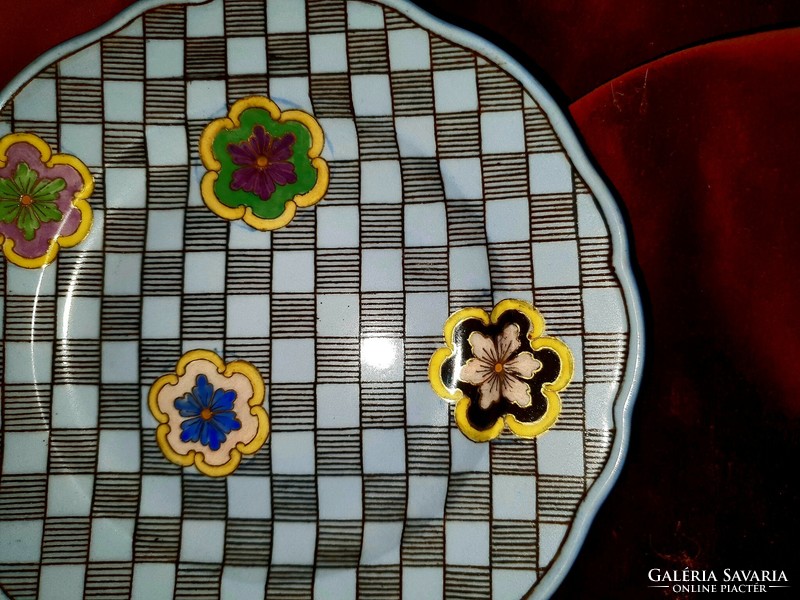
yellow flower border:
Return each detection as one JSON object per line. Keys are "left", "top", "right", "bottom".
{"left": 429, "top": 298, "right": 574, "bottom": 442}
{"left": 148, "top": 349, "right": 270, "bottom": 477}
{"left": 199, "top": 96, "right": 329, "bottom": 231}
{"left": 0, "top": 133, "right": 93, "bottom": 269}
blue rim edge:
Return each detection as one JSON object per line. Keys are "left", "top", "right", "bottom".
{"left": 0, "top": 1, "right": 646, "bottom": 599}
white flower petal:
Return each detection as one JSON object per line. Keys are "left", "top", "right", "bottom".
{"left": 468, "top": 330, "right": 498, "bottom": 363}
{"left": 479, "top": 375, "right": 502, "bottom": 409}
{"left": 459, "top": 357, "right": 494, "bottom": 386}
{"left": 504, "top": 352, "right": 541, "bottom": 379}
{"left": 502, "top": 374, "right": 533, "bottom": 408}
{"left": 496, "top": 323, "right": 522, "bottom": 362}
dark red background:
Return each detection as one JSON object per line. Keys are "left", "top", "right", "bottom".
{"left": 2, "top": 1, "right": 799, "bottom": 597}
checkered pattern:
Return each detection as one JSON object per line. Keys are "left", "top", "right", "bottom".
{"left": 0, "top": 0, "right": 629, "bottom": 598}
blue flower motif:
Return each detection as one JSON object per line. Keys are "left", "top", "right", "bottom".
{"left": 174, "top": 374, "right": 242, "bottom": 451}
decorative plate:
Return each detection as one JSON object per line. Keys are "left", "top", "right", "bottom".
{"left": 0, "top": 1, "right": 643, "bottom": 599}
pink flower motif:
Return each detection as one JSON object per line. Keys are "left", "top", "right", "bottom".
{"left": 227, "top": 125, "right": 297, "bottom": 201}
{"left": 0, "top": 133, "right": 92, "bottom": 268}
{"left": 459, "top": 323, "right": 542, "bottom": 409}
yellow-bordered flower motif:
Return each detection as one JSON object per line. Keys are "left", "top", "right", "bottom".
{"left": 0, "top": 133, "right": 93, "bottom": 268}
{"left": 429, "top": 299, "right": 573, "bottom": 442}
{"left": 148, "top": 349, "right": 270, "bottom": 477}
{"left": 199, "top": 96, "right": 329, "bottom": 231}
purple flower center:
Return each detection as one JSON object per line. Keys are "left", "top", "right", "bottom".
{"left": 227, "top": 125, "right": 298, "bottom": 201}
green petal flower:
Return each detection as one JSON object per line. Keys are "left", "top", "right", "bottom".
{"left": 0, "top": 162, "right": 65, "bottom": 240}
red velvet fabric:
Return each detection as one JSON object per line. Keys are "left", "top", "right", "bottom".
{"left": 2, "top": 1, "right": 798, "bottom": 597}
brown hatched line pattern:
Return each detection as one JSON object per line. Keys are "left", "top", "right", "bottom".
{"left": 148, "top": 166, "right": 190, "bottom": 208}
{"left": 430, "top": 34, "right": 475, "bottom": 70}
{"left": 491, "top": 435, "right": 538, "bottom": 475}
{"left": 104, "top": 123, "right": 147, "bottom": 167}
{"left": 483, "top": 153, "right": 530, "bottom": 199}
{"left": 364, "top": 475, "right": 407, "bottom": 520}
{"left": 102, "top": 36, "right": 145, "bottom": 80}
{"left": 525, "top": 103, "right": 565, "bottom": 153}
{"left": 269, "top": 383, "right": 315, "bottom": 430}
{"left": 99, "top": 383, "right": 141, "bottom": 429}
{"left": 585, "top": 429, "right": 615, "bottom": 479}
{"left": 134, "top": 516, "right": 181, "bottom": 560}
{"left": 185, "top": 37, "right": 227, "bottom": 80}
{"left": 401, "top": 520, "right": 445, "bottom": 565}
{"left": 533, "top": 287, "right": 584, "bottom": 337}
{"left": 53, "top": 339, "right": 100, "bottom": 384}
{"left": 538, "top": 474, "right": 586, "bottom": 522}
{"left": 58, "top": 78, "right": 103, "bottom": 123}
{"left": 355, "top": 116, "right": 400, "bottom": 160}
{"left": 1, "top": 384, "right": 51, "bottom": 431}
{"left": 146, "top": 79, "right": 187, "bottom": 124}
{"left": 144, "top": 5, "right": 186, "bottom": 37}
{"left": 579, "top": 236, "right": 617, "bottom": 286}
{"left": 584, "top": 332, "right": 628, "bottom": 384}
{"left": 267, "top": 33, "right": 310, "bottom": 77}
{"left": 93, "top": 473, "right": 140, "bottom": 517}
{"left": 391, "top": 70, "right": 435, "bottom": 116}
{"left": 316, "top": 521, "right": 362, "bottom": 566}
{"left": 400, "top": 157, "right": 446, "bottom": 202}
{"left": 271, "top": 293, "right": 316, "bottom": 337}
{"left": 316, "top": 249, "right": 361, "bottom": 292}
{"left": 84, "top": 563, "right": 134, "bottom": 599}
{"left": 445, "top": 472, "right": 491, "bottom": 520}
{"left": 488, "top": 241, "right": 535, "bottom": 290}
{"left": 183, "top": 476, "right": 227, "bottom": 518}
{"left": 105, "top": 209, "right": 148, "bottom": 251}
{"left": 404, "top": 335, "right": 438, "bottom": 383}
{"left": 478, "top": 60, "right": 524, "bottom": 112}
{"left": 555, "top": 385, "right": 586, "bottom": 431}
{"left": 359, "top": 566, "right": 402, "bottom": 600}
{"left": 317, "top": 338, "right": 360, "bottom": 382}
{"left": 362, "top": 381, "right": 405, "bottom": 428}
{"left": 407, "top": 426, "right": 450, "bottom": 475}
{"left": 403, "top": 247, "right": 449, "bottom": 291}
{"left": 41, "top": 517, "right": 90, "bottom": 563}
{"left": 491, "top": 521, "right": 538, "bottom": 567}
{"left": 445, "top": 199, "right": 489, "bottom": 246}
{"left": 308, "top": 0, "right": 347, "bottom": 33}
{"left": 141, "top": 251, "right": 185, "bottom": 295}
{"left": 360, "top": 292, "right": 404, "bottom": 336}
{"left": 444, "top": 565, "right": 491, "bottom": 599}
{"left": 326, "top": 160, "right": 360, "bottom": 202}
{"left": 106, "top": 292, "right": 144, "bottom": 342}
{"left": 266, "top": 565, "right": 314, "bottom": 599}
{"left": 272, "top": 474, "right": 318, "bottom": 521}
{"left": 5, "top": 295, "right": 54, "bottom": 341}
{"left": 346, "top": 30, "right": 389, "bottom": 74}
{"left": 384, "top": 7, "right": 416, "bottom": 30}
{"left": 316, "top": 428, "right": 361, "bottom": 473}
{"left": 225, "top": 519, "right": 272, "bottom": 564}
{"left": 310, "top": 73, "right": 353, "bottom": 117}
{"left": 175, "top": 564, "right": 223, "bottom": 600}
{"left": 361, "top": 205, "right": 403, "bottom": 248}
{"left": 0, "top": 474, "right": 47, "bottom": 518}
{"left": 530, "top": 192, "right": 579, "bottom": 242}
{"left": 435, "top": 112, "right": 481, "bottom": 158}
{"left": 228, "top": 73, "right": 270, "bottom": 104}
{"left": 224, "top": 0, "right": 267, "bottom": 36}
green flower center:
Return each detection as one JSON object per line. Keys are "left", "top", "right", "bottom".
{"left": 19, "top": 194, "right": 33, "bottom": 206}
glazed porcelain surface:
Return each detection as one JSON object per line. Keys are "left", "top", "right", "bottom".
{"left": 0, "top": 0, "right": 643, "bottom": 598}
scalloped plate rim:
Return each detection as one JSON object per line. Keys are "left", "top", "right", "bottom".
{"left": 0, "top": 1, "right": 645, "bottom": 598}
